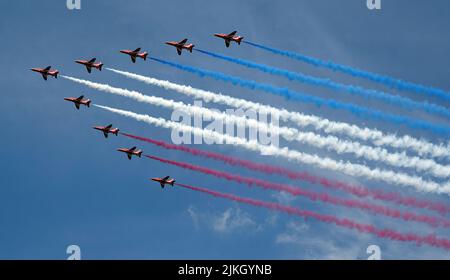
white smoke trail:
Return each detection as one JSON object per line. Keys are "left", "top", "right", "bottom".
{"left": 93, "top": 104, "right": 450, "bottom": 195}
{"left": 62, "top": 74, "right": 450, "bottom": 178}
{"left": 106, "top": 68, "right": 450, "bottom": 160}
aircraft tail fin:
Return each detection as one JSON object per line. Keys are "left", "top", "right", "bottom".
{"left": 169, "top": 180, "right": 175, "bottom": 186}
{"left": 54, "top": 71, "right": 59, "bottom": 79}
{"left": 236, "top": 37, "right": 243, "bottom": 45}
{"left": 141, "top": 52, "right": 148, "bottom": 61}
{"left": 86, "top": 100, "right": 91, "bottom": 107}
{"left": 188, "top": 45, "right": 194, "bottom": 52}
{"left": 114, "top": 129, "right": 119, "bottom": 136}
{"left": 98, "top": 63, "right": 103, "bottom": 71}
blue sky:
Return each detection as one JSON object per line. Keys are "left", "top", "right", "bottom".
{"left": 0, "top": 0, "right": 449, "bottom": 259}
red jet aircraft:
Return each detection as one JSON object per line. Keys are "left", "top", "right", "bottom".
{"left": 119, "top": 48, "right": 148, "bottom": 63}
{"left": 151, "top": 176, "right": 176, "bottom": 188}
{"left": 64, "top": 95, "right": 91, "bottom": 110}
{"left": 117, "top": 146, "right": 143, "bottom": 160}
{"left": 165, "top": 39, "right": 195, "bottom": 55}
{"left": 75, "top": 58, "right": 103, "bottom": 73}
{"left": 30, "top": 66, "right": 59, "bottom": 80}
{"left": 93, "top": 124, "right": 119, "bottom": 138}
{"left": 214, "top": 31, "right": 243, "bottom": 47}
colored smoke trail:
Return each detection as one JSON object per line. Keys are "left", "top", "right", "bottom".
{"left": 122, "top": 132, "right": 450, "bottom": 215}
{"left": 149, "top": 57, "right": 450, "bottom": 135}
{"left": 175, "top": 183, "right": 450, "bottom": 251}
{"left": 243, "top": 41, "right": 450, "bottom": 103}
{"left": 106, "top": 68, "right": 450, "bottom": 178}
{"left": 108, "top": 68, "right": 450, "bottom": 159}
{"left": 195, "top": 49, "right": 450, "bottom": 119}
{"left": 68, "top": 72, "right": 450, "bottom": 177}
{"left": 94, "top": 105, "right": 449, "bottom": 194}
{"left": 146, "top": 154, "right": 450, "bottom": 228}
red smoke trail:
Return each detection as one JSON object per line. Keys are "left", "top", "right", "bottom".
{"left": 176, "top": 183, "right": 450, "bottom": 251}
{"left": 121, "top": 132, "right": 450, "bottom": 215}
{"left": 146, "top": 155, "right": 450, "bottom": 228}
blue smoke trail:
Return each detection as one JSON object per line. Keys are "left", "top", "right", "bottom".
{"left": 243, "top": 41, "right": 450, "bottom": 103}
{"left": 149, "top": 57, "right": 450, "bottom": 135}
{"left": 195, "top": 49, "right": 450, "bottom": 120}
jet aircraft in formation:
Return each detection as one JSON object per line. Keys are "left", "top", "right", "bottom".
{"left": 33, "top": 31, "right": 245, "bottom": 189}
{"left": 117, "top": 146, "right": 143, "bottom": 160}
{"left": 120, "top": 48, "right": 148, "bottom": 63}
{"left": 64, "top": 95, "right": 91, "bottom": 110}
{"left": 214, "top": 31, "right": 243, "bottom": 47}
{"left": 75, "top": 58, "right": 103, "bottom": 73}
{"left": 30, "top": 66, "right": 59, "bottom": 80}
{"left": 165, "top": 39, "right": 195, "bottom": 55}
{"left": 93, "top": 124, "right": 119, "bottom": 138}
{"left": 151, "top": 176, "right": 176, "bottom": 188}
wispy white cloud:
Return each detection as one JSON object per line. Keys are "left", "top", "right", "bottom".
{"left": 212, "top": 207, "right": 257, "bottom": 233}
{"left": 271, "top": 191, "right": 298, "bottom": 206}
{"left": 187, "top": 205, "right": 200, "bottom": 230}
{"left": 186, "top": 204, "right": 262, "bottom": 234}
{"left": 275, "top": 221, "right": 369, "bottom": 260}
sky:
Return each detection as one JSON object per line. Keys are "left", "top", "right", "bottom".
{"left": 0, "top": 0, "right": 449, "bottom": 259}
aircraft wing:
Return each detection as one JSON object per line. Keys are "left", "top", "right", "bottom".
{"left": 133, "top": 47, "right": 141, "bottom": 53}
{"left": 103, "top": 131, "right": 108, "bottom": 138}
{"left": 75, "top": 103, "right": 80, "bottom": 110}
{"left": 44, "top": 66, "right": 51, "bottom": 71}
{"left": 225, "top": 40, "right": 230, "bottom": 47}
{"left": 127, "top": 153, "right": 132, "bottom": 160}
{"left": 105, "top": 124, "right": 112, "bottom": 130}
{"left": 177, "top": 48, "right": 182, "bottom": 55}
{"left": 42, "top": 74, "right": 48, "bottom": 80}
{"left": 228, "top": 31, "right": 237, "bottom": 36}
{"left": 77, "top": 95, "right": 84, "bottom": 101}
{"left": 86, "top": 65, "right": 92, "bottom": 73}
{"left": 131, "top": 55, "right": 136, "bottom": 63}
{"left": 179, "top": 39, "right": 188, "bottom": 45}
{"left": 162, "top": 176, "right": 170, "bottom": 181}
{"left": 129, "top": 146, "right": 137, "bottom": 151}
{"left": 160, "top": 182, "right": 165, "bottom": 188}
{"left": 88, "top": 58, "right": 96, "bottom": 63}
